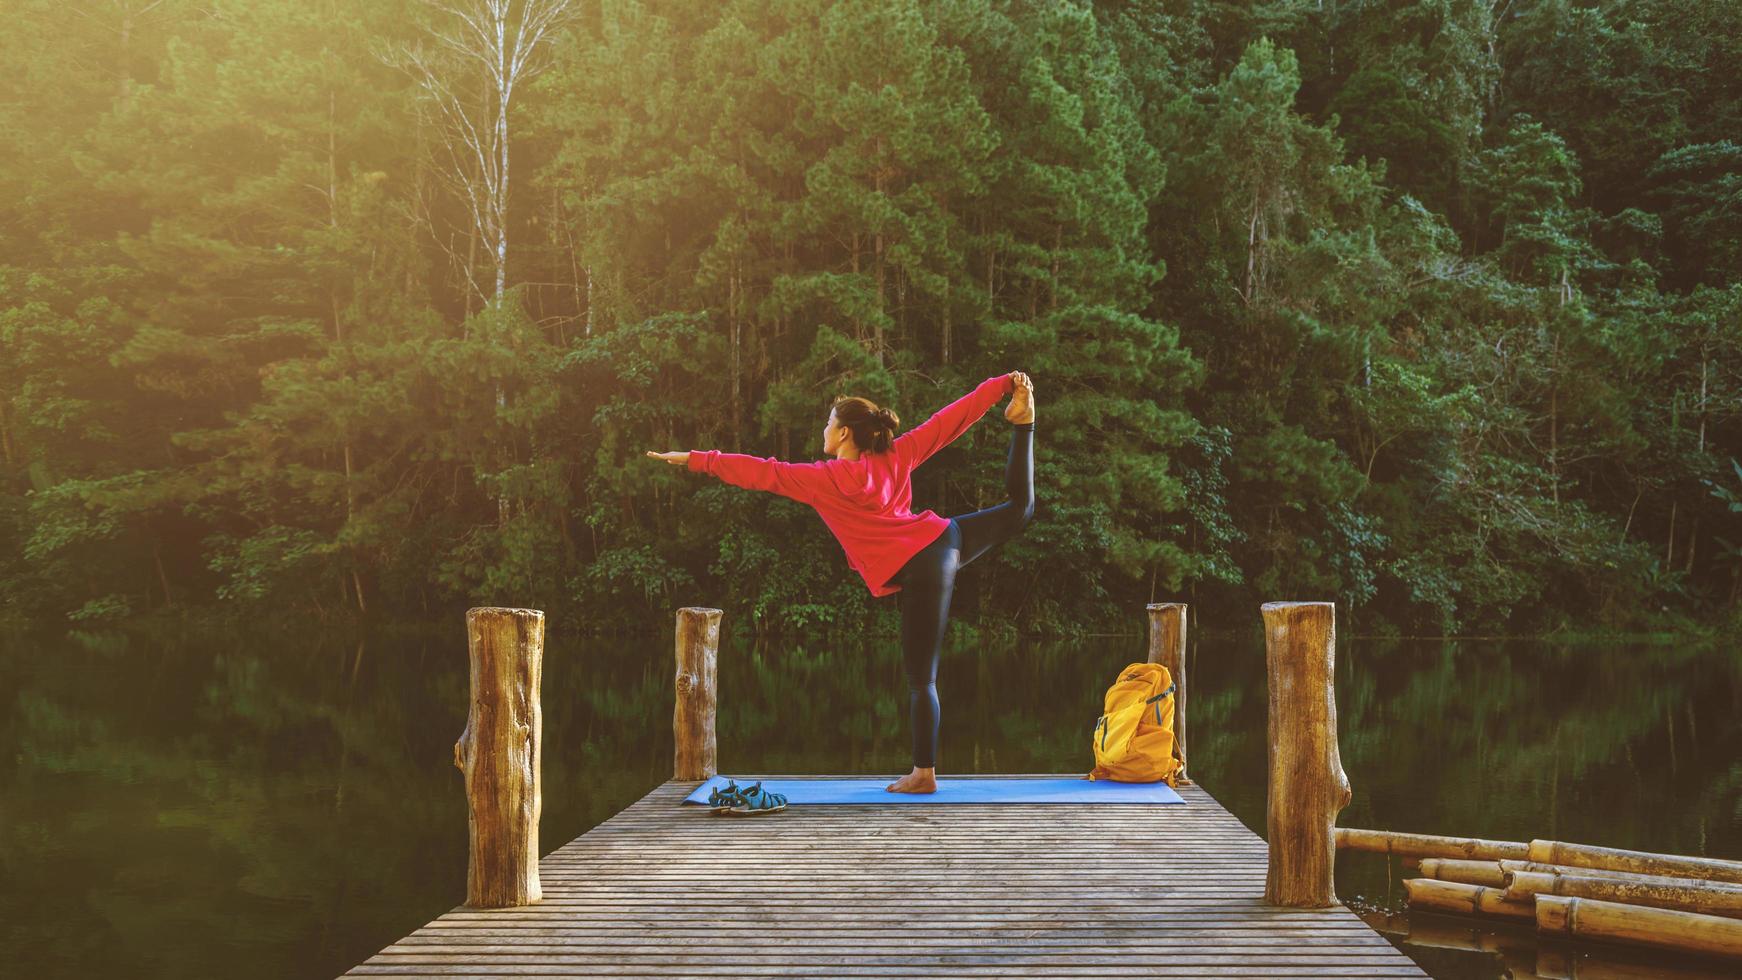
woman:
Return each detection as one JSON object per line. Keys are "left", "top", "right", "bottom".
{"left": 646, "top": 370, "right": 1036, "bottom": 793}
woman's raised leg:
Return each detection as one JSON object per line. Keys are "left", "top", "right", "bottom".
{"left": 954, "top": 422, "right": 1035, "bottom": 568}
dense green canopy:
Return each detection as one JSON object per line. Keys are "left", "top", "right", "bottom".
{"left": 2, "top": 0, "right": 1738, "bottom": 637}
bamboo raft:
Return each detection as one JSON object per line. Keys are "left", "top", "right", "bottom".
{"left": 1342, "top": 828, "right": 1742, "bottom": 963}
{"left": 337, "top": 601, "right": 1424, "bottom": 977}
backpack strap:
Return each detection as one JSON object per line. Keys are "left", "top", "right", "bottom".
{"left": 1146, "top": 682, "right": 1174, "bottom": 725}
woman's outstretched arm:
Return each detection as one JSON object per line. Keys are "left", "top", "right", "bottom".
{"left": 893, "top": 373, "right": 1017, "bottom": 469}
{"left": 646, "top": 449, "right": 832, "bottom": 505}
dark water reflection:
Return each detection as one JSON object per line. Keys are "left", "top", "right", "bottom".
{"left": 1, "top": 624, "right": 1738, "bottom": 978}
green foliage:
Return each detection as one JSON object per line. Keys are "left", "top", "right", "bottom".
{"left": 204, "top": 526, "right": 335, "bottom": 604}
{"left": 1, "top": 0, "right": 1739, "bottom": 635}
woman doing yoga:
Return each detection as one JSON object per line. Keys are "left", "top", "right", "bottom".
{"left": 646, "top": 370, "right": 1036, "bottom": 794}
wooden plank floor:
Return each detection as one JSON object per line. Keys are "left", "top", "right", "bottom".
{"left": 344, "top": 775, "right": 1429, "bottom": 978}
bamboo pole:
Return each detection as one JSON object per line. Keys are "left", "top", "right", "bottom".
{"left": 1343, "top": 830, "right": 1742, "bottom": 883}
{"left": 1418, "top": 858, "right": 1507, "bottom": 888}
{"left": 1506, "top": 868, "right": 1742, "bottom": 919}
{"left": 1337, "top": 827, "right": 1531, "bottom": 862}
{"left": 1528, "top": 839, "right": 1742, "bottom": 885}
{"left": 1536, "top": 894, "right": 1742, "bottom": 960}
{"left": 673, "top": 606, "right": 722, "bottom": 780}
{"left": 1500, "top": 858, "right": 1738, "bottom": 886}
{"left": 1144, "top": 602, "right": 1189, "bottom": 784}
{"left": 454, "top": 606, "right": 544, "bottom": 908}
{"left": 1404, "top": 878, "right": 1536, "bottom": 921}
{"left": 1261, "top": 601, "right": 1351, "bottom": 907}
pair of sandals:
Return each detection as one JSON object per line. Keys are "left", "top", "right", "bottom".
{"left": 706, "top": 779, "right": 789, "bottom": 815}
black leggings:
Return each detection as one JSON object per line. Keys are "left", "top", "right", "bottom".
{"left": 889, "top": 422, "right": 1035, "bottom": 768}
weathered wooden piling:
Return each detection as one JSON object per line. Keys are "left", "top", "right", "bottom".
{"left": 1144, "top": 602, "right": 1189, "bottom": 784}
{"left": 673, "top": 606, "right": 722, "bottom": 780}
{"left": 1261, "top": 600, "right": 1352, "bottom": 907}
{"left": 454, "top": 606, "right": 544, "bottom": 908}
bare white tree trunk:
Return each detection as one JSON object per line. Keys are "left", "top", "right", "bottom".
{"left": 386, "top": 0, "right": 572, "bottom": 307}
{"left": 382, "top": 0, "right": 573, "bottom": 528}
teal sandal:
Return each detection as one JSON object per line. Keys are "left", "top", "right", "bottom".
{"left": 706, "top": 779, "right": 745, "bottom": 815}
{"left": 727, "top": 781, "right": 788, "bottom": 816}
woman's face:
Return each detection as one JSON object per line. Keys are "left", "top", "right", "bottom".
{"left": 824, "top": 409, "right": 853, "bottom": 455}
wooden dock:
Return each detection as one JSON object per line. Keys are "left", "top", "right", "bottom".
{"left": 343, "top": 774, "right": 1429, "bottom": 978}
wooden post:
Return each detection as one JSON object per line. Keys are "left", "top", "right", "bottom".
{"left": 1262, "top": 600, "right": 1352, "bottom": 907}
{"left": 1144, "top": 602, "right": 1189, "bottom": 784}
{"left": 454, "top": 606, "right": 544, "bottom": 908}
{"left": 674, "top": 607, "right": 722, "bottom": 780}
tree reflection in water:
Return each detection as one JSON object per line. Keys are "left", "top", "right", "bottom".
{"left": 0, "top": 626, "right": 1736, "bottom": 979}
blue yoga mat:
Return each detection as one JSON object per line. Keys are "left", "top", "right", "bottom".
{"left": 682, "top": 775, "right": 1184, "bottom": 805}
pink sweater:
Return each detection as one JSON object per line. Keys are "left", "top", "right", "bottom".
{"left": 687, "top": 373, "right": 1016, "bottom": 597}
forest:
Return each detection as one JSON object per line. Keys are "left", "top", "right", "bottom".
{"left": 2, "top": 0, "right": 1739, "bottom": 637}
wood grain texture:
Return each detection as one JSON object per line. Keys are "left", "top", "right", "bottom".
{"left": 673, "top": 607, "right": 721, "bottom": 780}
{"left": 454, "top": 607, "right": 544, "bottom": 909}
{"left": 1145, "top": 602, "right": 1189, "bottom": 784}
{"left": 1262, "top": 601, "right": 1352, "bottom": 907}
{"left": 341, "top": 778, "right": 1427, "bottom": 977}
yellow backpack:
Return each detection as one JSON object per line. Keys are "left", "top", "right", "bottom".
{"left": 1088, "top": 661, "right": 1181, "bottom": 785}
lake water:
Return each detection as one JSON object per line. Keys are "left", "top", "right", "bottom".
{"left": 2, "top": 623, "right": 1738, "bottom": 978}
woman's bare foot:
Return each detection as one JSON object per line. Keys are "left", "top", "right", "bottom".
{"left": 1006, "top": 372, "right": 1034, "bottom": 424}
{"left": 886, "top": 766, "right": 938, "bottom": 793}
